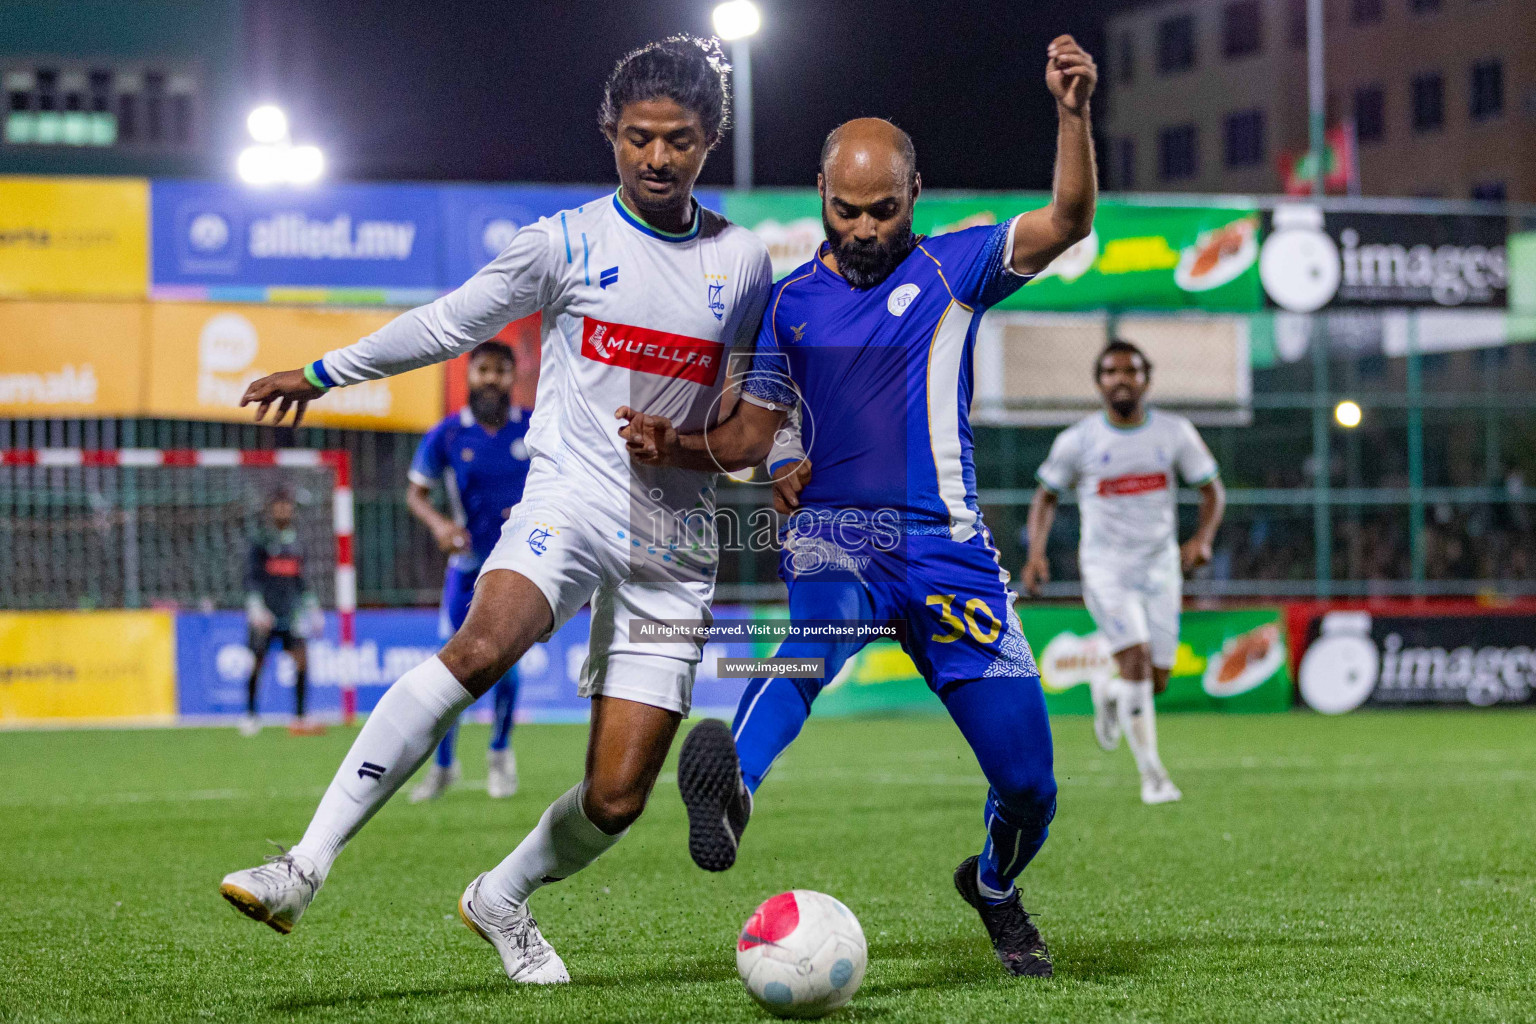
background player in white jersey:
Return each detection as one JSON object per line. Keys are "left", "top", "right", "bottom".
{"left": 217, "top": 36, "right": 773, "bottom": 985}
{"left": 1023, "top": 340, "right": 1225, "bottom": 805}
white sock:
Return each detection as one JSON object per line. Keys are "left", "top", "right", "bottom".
{"left": 292, "top": 657, "right": 473, "bottom": 880}
{"left": 1115, "top": 679, "right": 1166, "bottom": 781}
{"left": 482, "top": 783, "right": 626, "bottom": 908}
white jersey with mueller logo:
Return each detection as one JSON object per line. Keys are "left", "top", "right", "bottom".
{"left": 317, "top": 191, "right": 773, "bottom": 563}
{"left": 1035, "top": 409, "right": 1219, "bottom": 570}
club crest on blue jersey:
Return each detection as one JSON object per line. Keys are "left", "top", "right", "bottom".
{"left": 599, "top": 266, "right": 619, "bottom": 290}
{"left": 706, "top": 272, "right": 728, "bottom": 321}
{"left": 887, "top": 282, "right": 920, "bottom": 316}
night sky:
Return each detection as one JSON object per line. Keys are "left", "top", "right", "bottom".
{"left": 249, "top": 0, "right": 1126, "bottom": 191}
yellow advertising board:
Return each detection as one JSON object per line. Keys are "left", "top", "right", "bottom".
{"left": 0, "top": 301, "right": 147, "bottom": 416}
{"left": 0, "top": 177, "right": 149, "bottom": 299}
{"left": 0, "top": 610, "right": 176, "bottom": 724}
{"left": 146, "top": 303, "right": 443, "bottom": 430}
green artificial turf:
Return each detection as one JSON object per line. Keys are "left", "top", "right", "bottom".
{"left": 2, "top": 710, "right": 1533, "bottom": 1023}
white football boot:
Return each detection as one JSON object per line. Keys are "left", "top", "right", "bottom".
{"left": 458, "top": 873, "right": 570, "bottom": 984}
{"left": 486, "top": 748, "right": 518, "bottom": 799}
{"left": 219, "top": 848, "right": 320, "bottom": 934}
{"left": 238, "top": 713, "right": 261, "bottom": 738}
{"left": 1141, "top": 771, "right": 1183, "bottom": 805}
{"left": 409, "top": 762, "right": 461, "bottom": 803}
{"left": 1089, "top": 676, "right": 1122, "bottom": 752}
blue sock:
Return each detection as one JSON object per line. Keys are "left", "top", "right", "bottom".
{"left": 942, "top": 674, "right": 1058, "bottom": 904}
{"left": 730, "top": 576, "right": 875, "bottom": 792}
{"left": 489, "top": 668, "right": 517, "bottom": 752}
{"left": 435, "top": 720, "right": 459, "bottom": 769}
{"left": 733, "top": 672, "right": 816, "bottom": 792}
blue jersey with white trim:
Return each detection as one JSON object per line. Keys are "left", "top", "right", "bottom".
{"left": 410, "top": 406, "right": 533, "bottom": 568}
{"left": 744, "top": 221, "right": 1027, "bottom": 539}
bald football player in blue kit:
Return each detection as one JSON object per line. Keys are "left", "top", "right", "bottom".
{"left": 618, "top": 35, "right": 1098, "bottom": 978}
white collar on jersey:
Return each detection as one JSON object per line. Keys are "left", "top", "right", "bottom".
{"left": 458, "top": 405, "right": 524, "bottom": 429}
{"left": 612, "top": 188, "right": 701, "bottom": 243}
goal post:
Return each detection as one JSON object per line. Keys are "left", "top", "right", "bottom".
{"left": 0, "top": 447, "right": 358, "bottom": 722}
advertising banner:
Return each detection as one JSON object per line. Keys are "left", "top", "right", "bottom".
{"left": 174, "top": 607, "right": 757, "bottom": 724}
{"left": 0, "top": 610, "right": 176, "bottom": 724}
{"left": 722, "top": 190, "right": 1264, "bottom": 311}
{"left": 145, "top": 302, "right": 443, "bottom": 430}
{"left": 150, "top": 180, "right": 443, "bottom": 303}
{"left": 1260, "top": 204, "right": 1508, "bottom": 312}
{"left": 1028, "top": 605, "right": 1292, "bottom": 714}
{"left": 1295, "top": 606, "right": 1536, "bottom": 713}
{"left": 0, "top": 302, "right": 147, "bottom": 416}
{"left": 0, "top": 176, "right": 149, "bottom": 299}
{"left": 760, "top": 605, "right": 1293, "bottom": 716}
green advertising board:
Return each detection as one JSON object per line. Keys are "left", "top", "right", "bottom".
{"left": 721, "top": 190, "right": 1264, "bottom": 313}
{"left": 793, "top": 605, "right": 1293, "bottom": 717}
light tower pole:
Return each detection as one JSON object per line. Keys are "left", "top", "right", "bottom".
{"left": 712, "top": 1, "right": 762, "bottom": 189}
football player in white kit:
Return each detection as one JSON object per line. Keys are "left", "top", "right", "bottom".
{"left": 217, "top": 36, "right": 773, "bottom": 984}
{"left": 1022, "top": 340, "right": 1225, "bottom": 805}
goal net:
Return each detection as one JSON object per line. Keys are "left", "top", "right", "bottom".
{"left": 0, "top": 448, "right": 358, "bottom": 714}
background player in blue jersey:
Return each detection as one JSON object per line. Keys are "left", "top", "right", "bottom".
{"left": 618, "top": 35, "right": 1097, "bottom": 978}
{"left": 405, "top": 341, "right": 532, "bottom": 801}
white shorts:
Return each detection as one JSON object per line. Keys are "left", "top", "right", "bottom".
{"left": 1080, "top": 554, "right": 1182, "bottom": 670}
{"left": 479, "top": 474, "right": 714, "bottom": 717}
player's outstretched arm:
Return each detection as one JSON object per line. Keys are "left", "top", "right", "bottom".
{"left": 1021, "top": 485, "right": 1060, "bottom": 596}
{"left": 616, "top": 400, "right": 786, "bottom": 473}
{"left": 1007, "top": 35, "right": 1098, "bottom": 277}
{"left": 241, "top": 226, "right": 557, "bottom": 425}
{"left": 1181, "top": 477, "right": 1227, "bottom": 572}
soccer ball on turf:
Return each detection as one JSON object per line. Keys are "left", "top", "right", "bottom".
{"left": 736, "top": 890, "right": 867, "bottom": 1019}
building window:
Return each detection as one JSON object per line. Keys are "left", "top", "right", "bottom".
{"left": 1354, "top": 85, "right": 1385, "bottom": 142}
{"left": 1411, "top": 73, "right": 1443, "bottom": 132}
{"left": 1350, "top": 0, "right": 1383, "bottom": 25}
{"left": 1119, "top": 34, "right": 1135, "bottom": 84}
{"left": 1116, "top": 137, "right": 1137, "bottom": 189}
{"left": 1224, "top": 109, "right": 1266, "bottom": 166}
{"left": 1159, "top": 124, "right": 1199, "bottom": 180}
{"left": 1470, "top": 181, "right": 1506, "bottom": 202}
{"left": 1409, "top": 0, "right": 1440, "bottom": 12}
{"left": 1470, "top": 60, "right": 1504, "bottom": 120}
{"left": 1223, "top": 1, "right": 1264, "bottom": 58}
{"left": 1158, "top": 15, "right": 1197, "bottom": 73}
{"left": 1288, "top": 0, "right": 1307, "bottom": 49}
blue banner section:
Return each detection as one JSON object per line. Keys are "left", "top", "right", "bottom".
{"left": 174, "top": 606, "right": 753, "bottom": 722}
{"left": 438, "top": 184, "right": 611, "bottom": 286}
{"left": 151, "top": 181, "right": 729, "bottom": 299}
{"left": 152, "top": 180, "right": 444, "bottom": 291}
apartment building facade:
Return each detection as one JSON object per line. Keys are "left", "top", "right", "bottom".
{"left": 1102, "top": 0, "right": 1535, "bottom": 200}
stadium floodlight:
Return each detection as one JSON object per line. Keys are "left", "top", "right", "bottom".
{"left": 713, "top": 1, "right": 761, "bottom": 189}
{"left": 246, "top": 104, "right": 289, "bottom": 144}
{"left": 286, "top": 144, "right": 324, "bottom": 185}
{"left": 237, "top": 143, "right": 287, "bottom": 185}
{"left": 1334, "top": 400, "right": 1362, "bottom": 428}
{"left": 237, "top": 144, "right": 325, "bottom": 186}
{"left": 712, "top": 0, "right": 761, "bottom": 40}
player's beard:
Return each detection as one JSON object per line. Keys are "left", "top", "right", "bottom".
{"left": 469, "top": 385, "right": 511, "bottom": 426}
{"left": 824, "top": 210, "right": 917, "bottom": 290}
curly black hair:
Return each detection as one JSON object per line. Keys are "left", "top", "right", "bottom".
{"left": 469, "top": 340, "right": 515, "bottom": 365}
{"left": 599, "top": 34, "right": 732, "bottom": 148}
{"left": 1095, "top": 338, "right": 1153, "bottom": 379}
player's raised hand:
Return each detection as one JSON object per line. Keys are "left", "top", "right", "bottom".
{"left": 1020, "top": 554, "right": 1051, "bottom": 597}
{"left": 772, "top": 459, "right": 811, "bottom": 514}
{"left": 1180, "top": 536, "right": 1213, "bottom": 573}
{"left": 615, "top": 407, "right": 679, "bottom": 466}
{"left": 241, "top": 369, "right": 325, "bottom": 427}
{"left": 1046, "top": 35, "right": 1097, "bottom": 114}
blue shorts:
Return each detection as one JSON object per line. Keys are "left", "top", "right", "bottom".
{"left": 779, "top": 519, "right": 1038, "bottom": 694}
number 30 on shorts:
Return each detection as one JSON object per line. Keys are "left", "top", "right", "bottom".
{"left": 925, "top": 593, "right": 1002, "bottom": 644}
